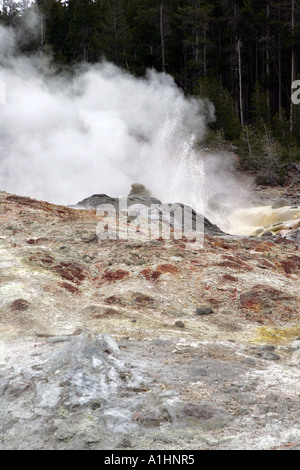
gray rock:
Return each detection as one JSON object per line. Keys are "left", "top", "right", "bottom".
{"left": 95, "top": 334, "right": 121, "bottom": 357}
{"left": 75, "top": 193, "right": 162, "bottom": 210}
{"left": 260, "top": 345, "right": 276, "bottom": 352}
{"left": 34, "top": 381, "right": 61, "bottom": 408}
{"left": 221, "top": 310, "right": 234, "bottom": 315}
{"left": 265, "top": 394, "right": 280, "bottom": 404}
{"left": 46, "top": 336, "right": 73, "bottom": 344}
{"left": 224, "top": 386, "right": 239, "bottom": 395}
{"left": 262, "top": 351, "right": 280, "bottom": 361}
{"left": 290, "top": 340, "right": 300, "bottom": 351}
{"left": 136, "top": 406, "right": 171, "bottom": 427}
{"left": 82, "top": 305, "right": 106, "bottom": 316}
{"left": 0, "top": 378, "right": 8, "bottom": 396}
{"left": 191, "top": 366, "right": 208, "bottom": 377}
{"left": 179, "top": 402, "right": 233, "bottom": 430}
{"left": 285, "top": 228, "right": 300, "bottom": 243}
{"left": 7, "top": 378, "right": 31, "bottom": 397}
{"left": 271, "top": 199, "right": 291, "bottom": 209}
{"left": 196, "top": 306, "right": 213, "bottom": 316}
{"left": 261, "top": 230, "right": 274, "bottom": 237}
{"left": 55, "top": 424, "right": 76, "bottom": 441}
{"left": 233, "top": 393, "right": 257, "bottom": 405}
{"left": 242, "top": 357, "right": 256, "bottom": 366}
{"left": 35, "top": 331, "right": 126, "bottom": 412}
{"left": 175, "top": 320, "right": 185, "bottom": 328}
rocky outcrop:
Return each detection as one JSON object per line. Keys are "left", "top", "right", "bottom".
{"left": 75, "top": 183, "right": 162, "bottom": 209}
{"left": 74, "top": 184, "right": 226, "bottom": 237}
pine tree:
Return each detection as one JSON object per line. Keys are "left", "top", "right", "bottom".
{"left": 66, "top": 0, "right": 101, "bottom": 63}
{"left": 249, "top": 80, "right": 270, "bottom": 131}
{"left": 173, "top": 0, "right": 213, "bottom": 88}
{"left": 193, "top": 75, "right": 241, "bottom": 141}
{"left": 99, "top": 0, "right": 134, "bottom": 70}
{"left": 35, "top": 0, "right": 68, "bottom": 59}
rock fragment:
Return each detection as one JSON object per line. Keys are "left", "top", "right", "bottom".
{"left": 196, "top": 306, "right": 213, "bottom": 316}
{"left": 261, "top": 351, "right": 280, "bottom": 361}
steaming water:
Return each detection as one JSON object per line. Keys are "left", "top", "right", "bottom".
{"left": 141, "top": 110, "right": 206, "bottom": 214}
{"left": 226, "top": 205, "right": 300, "bottom": 236}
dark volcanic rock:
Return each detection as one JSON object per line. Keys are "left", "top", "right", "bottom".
{"left": 75, "top": 193, "right": 162, "bottom": 210}
{"left": 74, "top": 186, "right": 226, "bottom": 237}
{"left": 178, "top": 402, "right": 233, "bottom": 430}
{"left": 196, "top": 306, "right": 214, "bottom": 316}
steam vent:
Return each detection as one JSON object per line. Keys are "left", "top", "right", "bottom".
{"left": 128, "top": 183, "right": 153, "bottom": 197}
{"left": 75, "top": 183, "right": 225, "bottom": 238}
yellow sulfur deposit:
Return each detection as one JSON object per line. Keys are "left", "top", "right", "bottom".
{"left": 252, "top": 325, "right": 300, "bottom": 345}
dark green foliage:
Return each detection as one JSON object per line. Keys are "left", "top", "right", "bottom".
{"left": 249, "top": 81, "right": 270, "bottom": 131}
{"left": 193, "top": 76, "right": 241, "bottom": 140}
{"left": 237, "top": 124, "right": 285, "bottom": 186}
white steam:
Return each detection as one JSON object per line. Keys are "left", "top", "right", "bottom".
{"left": 0, "top": 23, "right": 216, "bottom": 210}
{"left": 0, "top": 17, "right": 261, "bottom": 239}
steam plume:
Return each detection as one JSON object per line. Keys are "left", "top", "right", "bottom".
{"left": 0, "top": 22, "right": 217, "bottom": 210}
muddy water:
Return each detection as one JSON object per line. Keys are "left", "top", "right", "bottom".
{"left": 222, "top": 205, "right": 300, "bottom": 237}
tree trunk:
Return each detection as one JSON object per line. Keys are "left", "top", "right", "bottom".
{"left": 123, "top": 43, "right": 130, "bottom": 70}
{"left": 290, "top": 0, "right": 296, "bottom": 132}
{"left": 278, "top": 35, "right": 282, "bottom": 119}
{"left": 277, "top": 4, "right": 282, "bottom": 120}
{"left": 182, "top": 42, "right": 187, "bottom": 89}
{"left": 203, "top": 25, "right": 207, "bottom": 76}
{"left": 195, "top": 31, "right": 199, "bottom": 64}
{"left": 160, "top": 2, "right": 166, "bottom": 73}
{"left": 113, "top": 2, "right": 118, "bottom": 63}
{"left": 237, "top": 39, "right": 244, "bottom": 126}
{"left": 40, "top": 13, "right": 44, "bottom": 55}
{"left": 194, "top": 0, "right": 199, "bottom": 64}
{"left": 83, "top": 41, "right": 87, "bottom": 64}
{"left": 255, "top": 34, "right": 258, "bottom": 80}
{"left": 266, "top": 2, "right": 270, "bottom": 117}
